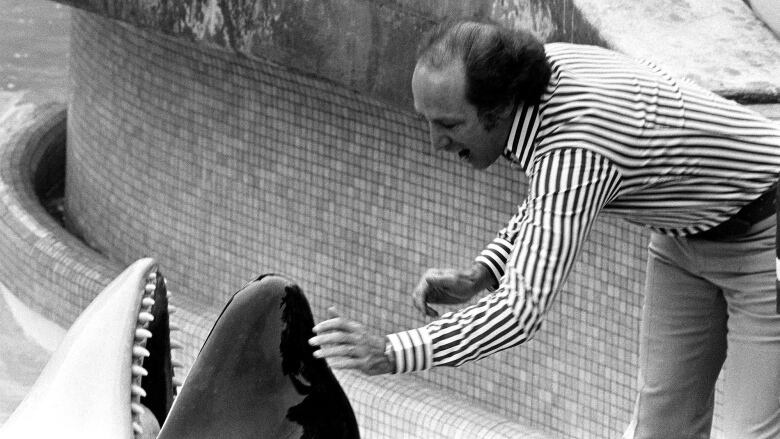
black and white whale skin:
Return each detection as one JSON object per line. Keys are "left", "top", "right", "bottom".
{"left": 158, "top": 273, "right": 360, "bottom": 439}
{"left": 0, "top": 262, "right": 359, "bottom": 439}
{"left": 0, "top": 258, "right": 177, "bottom": 438}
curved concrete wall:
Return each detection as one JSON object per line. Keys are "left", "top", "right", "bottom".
{"left": 52, "top": 0, "right": 604, "bottom": 109}
{"left": 64, "top": 11, "right": 649, "bottom": 437}
{"left": 0, "top": 104, "right": 548, "bottom": 439}
{"left": 0, "top": 103, "right": 119, "bottom": 327}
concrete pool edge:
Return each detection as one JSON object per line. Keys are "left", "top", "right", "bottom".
{"left": 0, "top": 101, "right": 121, "bottom": 326}
{"left": 0, "top": 103, "right": 552, "bottom": 438}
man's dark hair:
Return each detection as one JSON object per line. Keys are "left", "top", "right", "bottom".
{"left": 416, "top": 20, "right": 551, "bottom": 128}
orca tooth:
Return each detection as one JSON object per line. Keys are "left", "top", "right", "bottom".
{"left": 166, "top": 290, "right": 172, "bottom": 298}
{"left": 132, "top": 421, "right": 143, "bottom": 435}
{"left": 132, "top": 346, "right": 150, "bottom": 358}
{"left": 144, "top": 283, "right": 156, "bottom": 294}
{"left": 131, "top": 364, "right": 148, "bottom": 377}
{"left": 135, "top": 328, "right": 152, "bottom": 340}
{"left": 171, "top": 360, "right": 183, "bottom": 368}
{"left": 142, "top": 297, "right": 155, "bottom": 307}
{"left": 131, "top": 402, "right": 144, "bottom": 416}
{"left": 131, "top": 384, "right": 147, "bottom": 398}
{"left": 138, "top": 312, "right": 154, "bottom": 324}
{"left": 168, "top": 323, "right": 180, "bottom": 331}
{"left": 169, "top": 340, "right": 183, "bottom": 350}
{"left": 172, "top": 376, "right": 183, "bottom": 387}
{"left": 167, "top": 305, "right": 178, "bottom": 314}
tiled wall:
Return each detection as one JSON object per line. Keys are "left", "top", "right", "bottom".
{"left": 0, "top": 107, "right": 550, "bottom": 439}
{"left": 66, "top": 10, "right": 651, "bottom": 438}
{"left": 0, "top": 104, "right": 121, "bottom": 328}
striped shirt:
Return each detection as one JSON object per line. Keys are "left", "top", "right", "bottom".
{"left": 387, "top": 43, "right": 780, "bottom": 373}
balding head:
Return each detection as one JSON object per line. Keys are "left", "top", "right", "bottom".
{"left": 416, "top": 20, "right": 551, "bottom": 128}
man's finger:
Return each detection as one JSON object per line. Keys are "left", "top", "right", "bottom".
{"left": 309, "top": 331, "right": 356, "bottom": 347}
{"left": 309, "top": 330, "right": 363, "bottom": 346}
{"left": 412, "top": 292, "right": 440, "bottom": 318}
{"left": 411, "top": 281, "right": 439, "bottom": 317}
{"left": 313, "top": 344, "right": 362, "bottom": 359}
{"left": 312, "top": 316, "right": 362, "bottom": 334}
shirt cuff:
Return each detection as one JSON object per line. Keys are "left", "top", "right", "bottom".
{"left": 386, "top": 327, "right": 433, "bottom": 373}
{"left": 475, "top": 238, "right": 512, "bottom": 290}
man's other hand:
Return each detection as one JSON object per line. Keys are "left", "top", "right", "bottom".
{"left": 411, "top": 264, "right": 491, "bottom": 317}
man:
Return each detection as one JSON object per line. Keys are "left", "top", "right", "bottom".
{"left": 308, "top": 20, "right": 780, "bottom": 438}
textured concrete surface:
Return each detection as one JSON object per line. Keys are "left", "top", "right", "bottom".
{"left": 576, "top": 0, "right": 780, "bottom": 102}
{"left": 47, "top": 0, "right": 604, "bottom": 109}
{"left": 49, "top": 0, "right": 780, "bottom": 107}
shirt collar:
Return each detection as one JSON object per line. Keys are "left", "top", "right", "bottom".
{"left": 502, "top": 102, "right": 541, "bottom": 171}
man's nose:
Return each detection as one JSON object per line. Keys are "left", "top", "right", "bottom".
{"left": 429, "top": 125, "right": 451, "bottom": 151}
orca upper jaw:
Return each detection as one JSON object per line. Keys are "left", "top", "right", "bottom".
{"left": 135, "top": 266, "right": 178, "bottom": 436}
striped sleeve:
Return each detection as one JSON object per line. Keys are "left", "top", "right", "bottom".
{"left": 386, "top": 148, "right": 622, "bottom": 372}
{"left": 476, "top": 212, "right": 521, "bottom": 290}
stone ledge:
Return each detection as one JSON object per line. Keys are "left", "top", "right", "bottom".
{"left": 48, "top": 0, "right": 604, "bottom": 110}
{"left": 575, "top": 0, "right": 780, "bottom": 103}
{"left": 51, "top": 0, "right": 780, "bottom": 106}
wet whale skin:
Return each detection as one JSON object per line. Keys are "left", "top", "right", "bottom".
{"left": 157, "top": 274, "right": 360, "bottom": 439}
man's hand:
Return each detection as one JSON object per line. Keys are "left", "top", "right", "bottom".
{"left": 412, "top": 264, "right": 493, "bottom": 317}
{"left": 309, "top": 307, "right": 395, "bottom": 375}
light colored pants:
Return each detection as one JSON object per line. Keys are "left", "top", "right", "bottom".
{"left": 624, "top": 215, "right": 780, "bottom": 439}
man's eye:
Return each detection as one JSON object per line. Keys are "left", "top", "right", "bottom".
{"left": 438, "top": 122, "right": 457, "bottom": 129}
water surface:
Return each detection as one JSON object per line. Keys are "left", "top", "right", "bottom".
{"left": 0, "top": 291, "right": 52, "bottom": 424}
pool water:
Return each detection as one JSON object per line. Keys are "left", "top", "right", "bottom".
{"left": 0, "top": 287, "right": 53, "bottom": 424}
{"left": 0, "top": 0, "right": 69, "bottom": 424}
{"left": 0, "top": 0, "right": 75, "bottom": 426}
{"left": 0, "top": 0, "right": 69, "bottom": 105}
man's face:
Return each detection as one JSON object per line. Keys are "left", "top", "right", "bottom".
{"left": 411, "top": 60, "right": 512, "bottom": 170}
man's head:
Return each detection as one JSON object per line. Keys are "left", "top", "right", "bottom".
{"left": 412, "top": 21, "right": 550, "bottom": 169}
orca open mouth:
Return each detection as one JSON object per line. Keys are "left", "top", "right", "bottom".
{"left": 131, "top": 269, "right": 179, "bottom": 437}
{"left": 1, "top": 260, "right": 359, "bottom": 439}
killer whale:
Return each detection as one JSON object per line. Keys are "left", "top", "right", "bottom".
{"left": 0, "top": 261, "right": 360, "bottom": 438}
